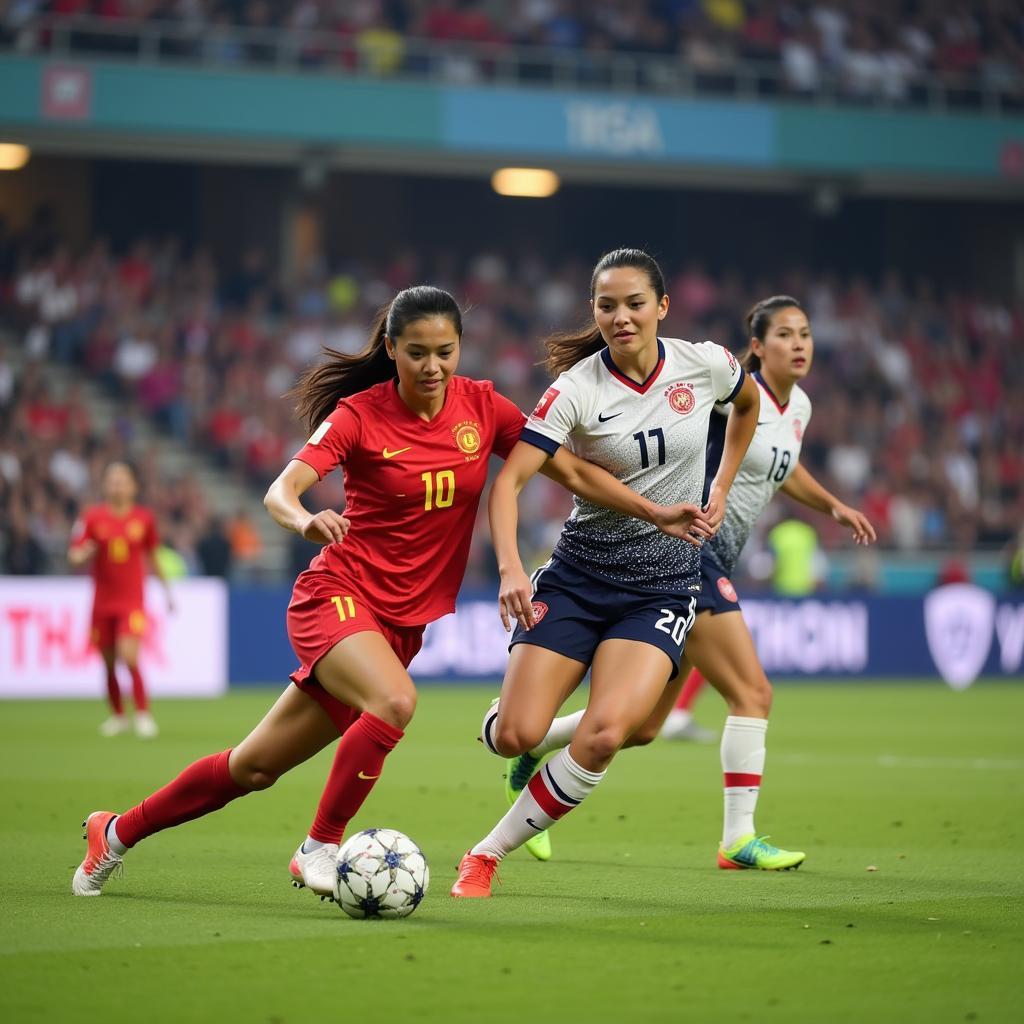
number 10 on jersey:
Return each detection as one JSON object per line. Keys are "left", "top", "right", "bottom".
{"left": 421, "top": 470, "right": 455, "bottom": 511}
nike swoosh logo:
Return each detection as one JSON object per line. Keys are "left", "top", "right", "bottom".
{"left": 525, "top": 817, "right": 544, "bottom": 831}
{"left": 597, "top": 412, "right": 622, "bottom": 422}
{"left": 382, "top": 447, "right": 412, "bottom": 459}
{"left": 357, "top": 771, "right": 381, "bottom": 780}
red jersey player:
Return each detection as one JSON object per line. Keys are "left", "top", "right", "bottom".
{"left": 73, "top": 285, "right": 710, "bottom": 898}
{"left": 68, "top": 461, "right": 174, "bottom": 739}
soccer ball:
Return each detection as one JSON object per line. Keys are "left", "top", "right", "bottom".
{"left": 334, "top": 828, "right": 429, "bottom": 920}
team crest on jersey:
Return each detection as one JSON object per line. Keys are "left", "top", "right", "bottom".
{"left": 452, "top": 421, "right": 482, "bottom": 460}
{"left": 793, "top": 418, "right": 803, "bottom": 442}
{"left": 126, "top": 519, "right": 145, "bottom": 542}
{"left": 531, "top": 601, "right": 549, "bottom": 623}
{"left": 725, "top": 347, "right": 737, "bottom": 371}
{"left": 666, "top": 382, "right": 696, "bottom": 415}
{"left": 717, "top": 576, "right": 738, "bottom": 603}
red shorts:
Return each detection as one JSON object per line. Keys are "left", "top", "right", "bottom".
{"left": 286, "top": 569, "right": 425, "bottom": 733}
{"left": 91, "top": 608, "right": 146, "bottom": 650}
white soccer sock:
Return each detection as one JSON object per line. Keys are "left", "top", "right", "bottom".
{"left": 106, "top": 816, "right": 128, "bottom": 856}
{"left": 721, "top": 715, "right": 768, "bottom": 847}
{"left": 529, "top": 710, "right": 585, "bottom": 757}
{"left": 471, "top": 749, "right": 604, "bottom": 861}
{"left": 480, "top": 699, "right": 502, "bottom": 755}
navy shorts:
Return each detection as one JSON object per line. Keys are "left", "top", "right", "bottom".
{"left": 695, "top": 554, "right": 743, "bottom": 615}
{"left": 510, "top": 557, "right": 697, "bottom": 677}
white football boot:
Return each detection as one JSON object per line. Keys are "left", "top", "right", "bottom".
{"left": 289, "top": 843, "right": 339, "bottom": 900}
{"left": 134, "top": 712, "right": 159, "bottom": 739}
{"left": 99, "top": 715, "right": 129, "bottom": 737}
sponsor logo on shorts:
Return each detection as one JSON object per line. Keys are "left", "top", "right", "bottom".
{"left": 717, "top": 576, "right": 738, "bottom": 603}
{"left": 666, "top": 382, "right": 696, "bottom": 415}
{"left": 532, "top": 601, "right": 549, "bottom": 623}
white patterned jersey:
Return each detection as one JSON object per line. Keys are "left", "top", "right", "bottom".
{"left": 522, "top": 337, "right": 745, "bottom": 593}
{"left": 705, "top": 373, "right": 812, "bottom": 575}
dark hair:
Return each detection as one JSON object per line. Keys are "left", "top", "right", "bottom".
{"left": 740, "top": 294, "right": 805, "bottom": 373}
{"left": 544, "top": 248, "right": 666, "bottom": 376}
{"left": 103, "top": 459, "right": 138, "bottom": 483}
{"left": 291, "top": 285, "right": 462, "bottom": 433}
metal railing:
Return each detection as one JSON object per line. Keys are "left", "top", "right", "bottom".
{"left": 3, "top": 14, "right": 1018, "bottom": 115}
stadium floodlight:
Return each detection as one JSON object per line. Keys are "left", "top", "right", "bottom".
{"left": 491, "top": 167, "right": 560, "bottom": 198}
{"left": 0, "top": 143, "right": 30, "bottom": 171}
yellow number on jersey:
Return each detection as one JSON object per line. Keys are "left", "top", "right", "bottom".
{"left": 421, "top": 470, "right": 455, "bottom": 511}
{"left": 331, "top": 596, "right": 357, "bottom": 621}
{"left": 108, "top": 537, "right": 129, "bottom": 563}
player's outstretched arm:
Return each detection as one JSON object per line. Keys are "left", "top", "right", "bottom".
{"left": 490, "top": 441, "right": 552, "bottom": 633}
{"left": 781, "top": 462, "right": 877, "bottom": 545}
{"left": 542, "top": 448, "right": 711, "bottom": 547}
{"left": 264, "top": 459, "right": 350, "bottom": 545}
{"left": 704, "top": 373, "right": 759, "bottom": 531}
{"left": 67, "top": 539, "right": 97, "bottom": 567}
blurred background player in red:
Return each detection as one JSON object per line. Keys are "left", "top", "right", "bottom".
{"left": 68, "top": 461, "right": 175, "bottom": 739}
{"left": 72, "top": 285, "right": 708, "bottom": 898}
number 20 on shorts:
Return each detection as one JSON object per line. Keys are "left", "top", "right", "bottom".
{"left": 421, "top": 470, "right": 455, "bottom": 511}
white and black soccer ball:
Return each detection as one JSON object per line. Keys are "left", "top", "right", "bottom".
{"left": 334, "top": 828, "right": 429, "bottom": 920}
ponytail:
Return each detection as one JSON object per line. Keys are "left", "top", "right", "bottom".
{"left": 740, "top": 294, "right": 804, "bottom": 373}
{"left": 543, "top": 247, "right": 667, "bottom": 376}
{"left": 290, "top": 285, "right": 463, "bottom": 433}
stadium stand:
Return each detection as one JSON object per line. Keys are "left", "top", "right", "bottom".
{"left": 2, "top": 227, "right": 1021, "bottom": 582}
{"left": 5, "top": 1, "right": 1023, "bottom": 110}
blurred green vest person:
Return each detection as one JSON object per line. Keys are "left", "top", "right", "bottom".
{"left": 154, "top": 543, "right": 188, "bottom": 580}
{"left": 768, "top": 519, "right": 818, "bottom": 596}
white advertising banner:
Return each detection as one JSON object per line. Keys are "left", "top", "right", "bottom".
{"left": 0, "top": 577, "right": 228, "bottom": 699}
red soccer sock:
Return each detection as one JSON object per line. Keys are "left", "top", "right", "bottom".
{"left": 115, "top": 749, "right": 248, "bottom": 848}
{"left": 105, "top": 666, "right": 124, "bottom": 716}
{"left": 674, "top": 668, "right": 708, "bottom": 711}
{"left": 129, "top": 666, "right": 149, "bottom": 712}
{"left": 308, "top": 712, "right": 404, "bottom": 845}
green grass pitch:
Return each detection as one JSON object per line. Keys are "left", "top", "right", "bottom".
{"left": 1, "top": 682, "right": 1021, "bottom": 1023}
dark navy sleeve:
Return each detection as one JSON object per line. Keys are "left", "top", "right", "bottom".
{"left": 520, "top": 426, "right": 561, "bottom": 456}
{"left": 701, "top": 408, "right": 728, "bottom": 506}
{"left": 724, "top": 366, "right": 746, "bottom": 404}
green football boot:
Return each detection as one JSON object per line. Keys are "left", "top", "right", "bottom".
{"left": 717, "top": 834, "right": 805, "bottom": 871}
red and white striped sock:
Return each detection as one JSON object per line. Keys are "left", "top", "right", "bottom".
{"left": 721, "top": 716, "right": 768, "bottom": 847}
{"left": 471, "top": 749, "right": 603, "bottom": 861}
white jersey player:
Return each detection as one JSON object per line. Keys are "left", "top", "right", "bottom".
{"left": 706, "top": 374, "right": 813, "bottom": 576}
{"left": 507, "top": 295, "right": 877, "bottom": 874}
{"left": 452, "top": 248, "right": 760, "bottom": 899}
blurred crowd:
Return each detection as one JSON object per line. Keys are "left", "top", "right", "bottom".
{"left": 2, "top": 224, "right": 1022, "bottom": 585}
{"left": 4, "top": 1, "right": 1024, "bottom": 106}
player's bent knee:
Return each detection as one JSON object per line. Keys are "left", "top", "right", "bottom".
{"left": 625, "top": 725, "right": 658, "bottom": 748}
{"left": 580, "top": 724, "right": 628, "bottom": 765}
{"left": 373, "top": 688, "right": 417, "bottom": 729}
{"left": 492, "top": 722, "right": 540, "bottom": 758}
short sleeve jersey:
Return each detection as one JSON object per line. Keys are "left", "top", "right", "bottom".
{"left": 521, "top": 338, "right": 744, "bottom": 594}
{"left": 70, "top": 505, "right": 158, "bottom": 614}
{"left": 706, "top": 373, "right": 812, "bottom": 575}
{"left": 292, "top": 376, "right": 525, "bottom": 626}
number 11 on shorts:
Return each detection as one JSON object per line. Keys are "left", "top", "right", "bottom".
{"left": 331, "top": 595, "right": 357, "bottom": 621}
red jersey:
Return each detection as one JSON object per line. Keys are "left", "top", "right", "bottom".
{"left": 292, "top": 377, "right": 525, "bottom": 626}
{"left": 70, "top": 505, "right": 158, "bottom": 614}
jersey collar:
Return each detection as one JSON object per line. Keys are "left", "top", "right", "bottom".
{"left": 601, "top": 339, "right": 666, "bottom": 395}
{"left": 754, "top": 371, "right": 789, "bottom": 413}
